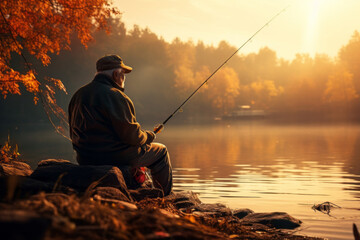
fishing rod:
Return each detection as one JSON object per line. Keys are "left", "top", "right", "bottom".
{"left": 154, "top": 6, "right": 289, "bottom": 134}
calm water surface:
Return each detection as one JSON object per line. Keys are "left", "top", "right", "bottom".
{"left": 2, "top": 122, "right": 360, "bottom": 240}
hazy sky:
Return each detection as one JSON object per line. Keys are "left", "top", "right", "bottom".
{"left": 115, "top": 0, "right": 360, "bottom": 60}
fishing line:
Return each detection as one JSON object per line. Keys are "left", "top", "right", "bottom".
{"left": 154, "top": 6, "right": 290, "bottom": 133}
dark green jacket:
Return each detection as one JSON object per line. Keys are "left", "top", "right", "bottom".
{"left": 68, "top": 73, "right": 154, "bottom": 164}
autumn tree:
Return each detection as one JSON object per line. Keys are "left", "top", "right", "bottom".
{"left": 169, "top": 40, "right": 242, "bottom": 116}
{"left": 0, "top": 0, "right": 118, "bottom": 136}
{"left": 205, "top": 66, "right": 240, "bottom": 115}
{"left": 339, "top": 31, "right": 360, "bottom": 94}
{"left": 323, "top": 67, "right": 358, "bottom": 105}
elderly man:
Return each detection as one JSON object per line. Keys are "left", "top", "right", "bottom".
{"left": 68, "top": 55, "right": 172, "bottom": 195}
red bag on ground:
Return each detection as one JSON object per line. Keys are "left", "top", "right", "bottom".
{"left": 133, "top": 167, "right": 146, "bottom": 184}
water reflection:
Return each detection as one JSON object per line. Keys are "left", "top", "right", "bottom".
{"left": 159, "top": 123, "right": 360, "bottom": 240}
{"left": 161, "top": 123, "right": 359, "bottom": 180}
{"left": 345, "top": 134, "right": 360, "bottom": 198}
{"left": 1, "top": 122, "right": 360, "bottom": 239}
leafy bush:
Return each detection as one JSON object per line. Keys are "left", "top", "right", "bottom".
{"left": 0, "top": 136, "right": 20, "bottom": 163}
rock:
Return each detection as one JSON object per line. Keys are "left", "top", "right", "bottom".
{"left": 37, "top": 159, "right": 73, "bottom": 167}
{"left": 174, "top": 200, "right": 196, "bottom": 209}
{"left": 194, "top": 203, "right": 232, "bottom": 217}
{"left": 91, "top": 186, "right": 133, "bottom": 202}
{"left": 129, "top": 187, "right": 164, "bottom": 201}
{"left": 167, "top": 192, "right": 233, "bottom": 217}
{"left": 233, "top": 208, "right": 254, "bottom": 219}
{"left": 0, "top": 161, "right": 33, "bottom": 176}
{"left": 0, "top": 209, "right": 51, "bottom": 240}
{"left": 166, "top": 191, "right": 202, "bottom": 205}
{"left": 184, "top": 203, "right": 233, "bottom": 218}
{"left": 30, "top": 162, "right": 132, "bottom": 201}
{"left": 0, "top": 175, "right": 76, "bottom": 200}
{"left": 0, "top": 176, "right": 53, "bottom": 200}
{"left": 241, "top": 212, "right": 302, "bottom": 229}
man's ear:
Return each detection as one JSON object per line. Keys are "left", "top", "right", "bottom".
{"left": 112, "top": 70, "right": 118, "bottom": 80}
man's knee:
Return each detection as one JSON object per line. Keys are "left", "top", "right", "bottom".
{"left": 147, "top": 144, "right": 169, "bottom": 170}
{"left": 158, "top": 144, "right": 170, "bottom": 165}
{"left": 151, "top": 143, "right": 169, "bottom": 158}
{"left": 160, "top": 144, "right": 168, "bottom": 158}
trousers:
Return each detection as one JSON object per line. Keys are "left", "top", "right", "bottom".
{"left": 128, "top": 143, "right": 173, "bottom": 196}
{"left": 76, "top": 142, "right": 173, "bottom": 196}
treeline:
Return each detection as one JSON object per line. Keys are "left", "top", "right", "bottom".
{"left": 1, "top": 17, "right": 360, "bottom": 125}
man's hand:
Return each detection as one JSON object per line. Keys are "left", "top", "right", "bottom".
{"left": 153, "top": 124, "right": 164, "bottom": 134}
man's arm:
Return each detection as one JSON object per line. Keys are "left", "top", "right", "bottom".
{"left": 108, "top": 92, "right": 153, "bottom": 146}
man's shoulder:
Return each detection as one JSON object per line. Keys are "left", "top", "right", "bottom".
{"left": 91, "top": 75, "right": 127, "bottom": 96}
{"left": 91, "top": 80, "right": 132, "bottom": 106}
{"left": 75, "top": 79, "right": 116, "bottom": 96}
{"left": 70, "top": 76, "right": 133, "bottom": 106}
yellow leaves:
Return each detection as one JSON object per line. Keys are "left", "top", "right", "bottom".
{"left": 46, "top": 77, "right": 67, "bottom": 93}
{"left": 0, "top": 62, "right": 36, "bottom": 97}
{"left": 33, "top": 96, "right": 39, "bottom": 104}
{"left": 0, "top": 135, "right": 21, "bottom": 163}
{"left": 323, "top": 68, "right": 359, "bottom": 103}
{"left": 169, "top": 35, "right": 360, "bottom": 115}
{"left": 173, "top": 65, "right": 212, "bottom": 97}
{"left": 174, "top": 65, "right": 195, "bottom": 94}
{"left": 22, "top": 70, "right": 40, "bottom": 94}
{"left": 246, "top": 79, "right": 284, "bottom": 109}
{"left": 0, "top": 61, "right": 41, "bottom": 100}
{"left": 206, "top": 67, "right": 241, "bottom": 112}
{"left": 250, "top": 79, "right": 283, "bottom": 97}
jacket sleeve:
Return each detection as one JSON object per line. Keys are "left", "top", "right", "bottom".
{"left": 107, "top": 91, "right": 149, "bottom": 146}
{"left": 145, "top": 130, "right": 156, "bottom": 144}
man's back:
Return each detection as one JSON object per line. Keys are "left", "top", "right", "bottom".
{"left": 69, "top": 73, "right": 147, "bottom": 164}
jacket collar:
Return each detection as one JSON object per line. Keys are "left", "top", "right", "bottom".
{"left": 93, "top": 73, "right": 125, "bottom": 92}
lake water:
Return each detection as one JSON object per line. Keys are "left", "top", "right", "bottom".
{"left": 2, "top": 122, "right": 360, "bottom": 240}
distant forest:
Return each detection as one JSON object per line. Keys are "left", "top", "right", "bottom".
{"left": 1, "top": 16, "right": 360, "bottom": 126}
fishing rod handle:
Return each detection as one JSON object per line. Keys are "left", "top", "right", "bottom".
{"left": 153, "top": 124, "right": 164, "bottom": 134}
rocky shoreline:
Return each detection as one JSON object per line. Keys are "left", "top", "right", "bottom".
{"left": 0, "top": 159, "right": 324, "bottom": 239}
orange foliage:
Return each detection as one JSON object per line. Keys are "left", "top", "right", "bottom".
{"left": 0, "top": 60, "right": 38, "bottom": 98}
{"left": 0, "top": 0, "right": 118, "bottom": 99}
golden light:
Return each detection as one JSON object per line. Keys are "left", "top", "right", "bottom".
{"left": 303, "top": 0, "right": 323, "bottom": 54}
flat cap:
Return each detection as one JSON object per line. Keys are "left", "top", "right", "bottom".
{"left": 96, "top": 55, "right": 132, "bottom": 73}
